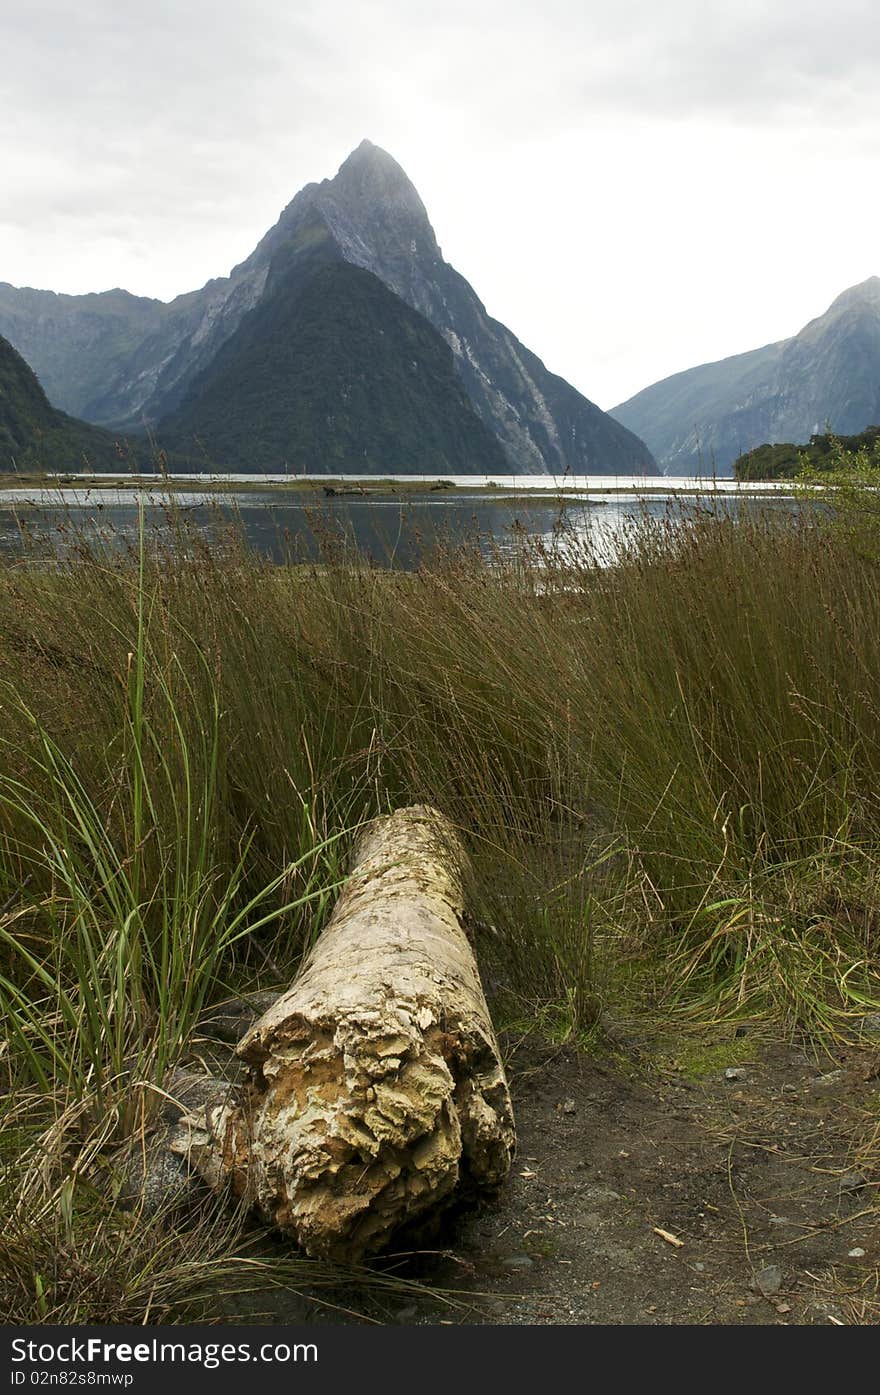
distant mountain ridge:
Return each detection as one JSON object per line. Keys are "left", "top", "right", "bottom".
{"left": 0, "top": 285, "right": 164, "bottom": 424}
{"left": 0, "top": 332, "right": 121, "bottom": 472}
{"left": 0, "top": 141, "right": 658, "bottom": 477}
{"left": 611, "top": 278, "right": 880, "bottom": 476}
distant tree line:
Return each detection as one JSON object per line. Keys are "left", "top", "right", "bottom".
{"left": 733, "top": 426, "right": 880, "bottom": 481}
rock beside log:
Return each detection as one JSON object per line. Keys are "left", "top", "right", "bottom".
{"left": 179, "top": 806, "right": 515, "bottom": 1260}
{"left": 115, "top": 1069, "right": 236, "bottom": 1212}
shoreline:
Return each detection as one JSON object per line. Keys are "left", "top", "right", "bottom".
{"left": 0, "top": 471, "right": 795, "bottom": 503}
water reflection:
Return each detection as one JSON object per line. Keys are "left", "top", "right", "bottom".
{"left": 0, "top": 486, "right": 800, "bottom": 569}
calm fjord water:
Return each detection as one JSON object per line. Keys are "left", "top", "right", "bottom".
{"left": 0, "top": 476, "right": 798, "bottom": 567}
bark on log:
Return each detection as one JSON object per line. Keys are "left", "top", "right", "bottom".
{"left": 181, "top": 805, "right": 515, "bottom": 1260}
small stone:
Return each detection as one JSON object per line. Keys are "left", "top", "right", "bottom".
{"left": 812, "top": 1069, "right": 844, "bottom": 1089}
{"left": 562, "top": 1098, "right": 577, "bottom": 1115}
{"left": 115, "top": 1139, "right": 197, "bottom": 1213}
{"left": 159, "top": 1068, "right": 236, "bottom": 1124}
{"left": 396, "top": 1305, "right": 418, "bottom": 1322}
{"left": 724, "top": 1067, "right": 747, "bottom": 1082}
{"left": 591, "top": 1185, "right": 621, "bottom": 1203}
{"left": 781, "top": 1084, "right": 798, "bottom": 1098}
{"left": 860, "top": 1012, "right": 880, "bottom": 1037}
{"left": 694, "top": 1262, "right": 705, "bottom": 1272}
{"left": 502, "top": 1254, "right": 534, "bottom": 1271}
{"left": 752, "top": 1264, "right": 783, "bottom": 1295}
{"left": 840, "top": 1171, "right": 867, "bottom": 1192}
{"left": 848, "top": 1247, "right": 866, "bottom": 1258}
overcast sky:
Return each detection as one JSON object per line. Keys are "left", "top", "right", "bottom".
{"left": 2, "top": 0, "right": 878, "bottom": 408}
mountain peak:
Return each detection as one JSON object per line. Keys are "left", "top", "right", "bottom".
{"left": 348, "top": 137, "right": 400, "bottom": 166}
{"left": 329, "top": 140, "right": 424, "bottom": 207}
{"left": 828, "top": 275, "right": 880, "bottom": 313}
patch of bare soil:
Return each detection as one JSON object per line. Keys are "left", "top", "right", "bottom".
{"left": 236, "top": 1027, "right": 880, "bottom": 1326}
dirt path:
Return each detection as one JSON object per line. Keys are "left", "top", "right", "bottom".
{"left": 414, "top": 1032, "right": 880, "bottom": 1325}
{"left": 233, "top": 1026, "right": 879, "bottom": 1326}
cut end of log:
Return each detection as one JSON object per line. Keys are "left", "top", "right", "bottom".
{"left": 226, "top": 1003, "right": 513, "bottom": 1259}
{"left": 186, "top": 806, "right": 516, "bottom": 1260}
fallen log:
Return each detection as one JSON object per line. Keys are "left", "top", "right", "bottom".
{"left": 178, "top": 805, "right": 515, "bottom": 1260}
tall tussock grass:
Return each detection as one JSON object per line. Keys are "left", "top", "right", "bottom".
{"left": 2, "top": 494, "right": 880, "bottom": 1319}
